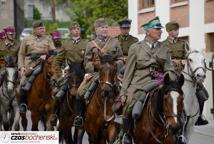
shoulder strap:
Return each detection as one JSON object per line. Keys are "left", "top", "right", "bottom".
{"left": 92, "top": 38, "right": 110, "bottom": 53}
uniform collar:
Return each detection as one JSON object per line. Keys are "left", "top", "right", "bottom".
{"left": 144, "top": 38, "right": 158, "bottom": 49}
{"left": 72, "top": 37, "right": 81, "bottom": 44}
{"left": 120, "top": 34, "right": 130, "bottom": 40}
{"left": 97, "top": 35, "right": 109, "bottom": 42}
{"left": 167, "top": 36, "right": 177, "bottom": 44}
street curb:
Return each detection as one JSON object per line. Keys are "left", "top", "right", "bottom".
{"left": 194, "top": 129, "right": 214, "bottom": 137}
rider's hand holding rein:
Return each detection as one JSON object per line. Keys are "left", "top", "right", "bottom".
{"left": 40, "top": 54, "right": 47, "bottom": 60}
{"left": 20, "top": 67, "right": 26, "bottom": 77}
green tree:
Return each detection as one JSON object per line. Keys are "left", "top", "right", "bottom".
{"left": 68, "top": 0, "right": 128, "bottom": 38}
{"left": 33, "top": 7, "right": 42, "bottom": 20}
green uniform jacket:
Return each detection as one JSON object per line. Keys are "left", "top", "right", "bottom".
{"left": 116, "top": 34, "right": 138, "bottom": 56}
{"left": 120, "top": 39, "right": 175, "bottom": 97}
{"left": 162, "top": 38, "right": 189, "bottom": 59}
{"left": 0, "top": 39, "right": 20, "bottom": 58}
{"left": 84, "top": 36, "right": 124, "bottom": 73}
{"left": 54, "top": 38, "right": 88, "bottom": 75}
{"left": 18, "top": 34, "right": 56, "bottom": 72}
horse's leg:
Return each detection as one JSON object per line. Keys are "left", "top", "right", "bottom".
{"left": 73, "top": 127, "right": 85, "bottom": 144}
{"left": 63, "top": 128, "right": 74, "bottom": 144}
{"left": 106, "top": 123, "right": 120, "bottom": 144}
{"left": 1, "top": 109, "right": 9, "bottom": 131}
{"left": 12, "top": 103, "right": 20, "bottom": 131}
{"left": 31, "top": 111, "right": 40, "bottom": 131}
{"left": 20, "top": 112, "right": 27, "bottom": 130}
{"left": 40, "top": 114, "right": 47, "bottom": 130}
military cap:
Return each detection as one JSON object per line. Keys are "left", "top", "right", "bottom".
{"left": 51, "top": 31, "right": 61, "bottom": 39}
{"left": 142, "top": 16, "right": 163, "bottom": 30}
{"left": 165, "top": 21, "right": 179, "bottom": 31}
{"left": 118, "top": 19, "right": 132, "bottom": 28}
{"left": 69, "top": 21, "right": 80, "bottom": 29}
{"left": 3, "top": 26, "right": 15, "bottom": 34}
{"left": 94, "top": 18, "right": 108, "bottom": 28}
{"left": 0, "top": 31, "right": 6, "bottom": 38}
{"left": 32, "top": 20, "right": 44, "bottom": 28}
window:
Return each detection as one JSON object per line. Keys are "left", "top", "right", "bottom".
{"left": 139, "top": 0, "right": 155, "bottom": 9}
{"left": 171, "top": 0, "right": 187, "bottom": 3}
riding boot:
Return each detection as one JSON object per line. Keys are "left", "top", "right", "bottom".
{"left": 121, "top": 118, "right": 132, "bottom": 144}
{"left": 132, "top": 91, "right": 146, "bottom": 121}
{"left": 50, "top": 98, "right": 60, "bottom": 126}
{"left": 73, "top": 97, "right": 84, "bottom": 128}
{"left": 19, "top": 89, "right": 28, "bottom": 113}
{"left": 195, "top": 101, "right": 208, "bottom": 126}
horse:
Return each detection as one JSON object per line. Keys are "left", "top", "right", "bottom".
{"left": 56, "top": 63, "right": 85, "bottom": 144}
{"left": 133, "top": 73, "right": 185, "bottom": 144}
{"left": 181, "top": 50, "right": 206, "bottom": 143}
{"left": 84, "top": 55, "right": 120, "bottom": 144}
{"left": 0, "top": 56, "right": 20, "bottom": 131}
{"left": 19, "top": 56, "right": 55, "bottom": 131}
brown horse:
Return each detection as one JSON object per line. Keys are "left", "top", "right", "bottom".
{"left": 56, "top": 63, "right": 85, "bottom": 144}
{"left": 84, "top": 55, "right": 120, "bottom": 144}
{"left": 20, "top": 57, "right": 55, "bottom": 131}
{"left": 133, "top": 74, "right": 185, "bottom": 144}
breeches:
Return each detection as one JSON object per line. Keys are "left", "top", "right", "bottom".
{"left": 123, "top": 87, "right": 146, "bottom": 117}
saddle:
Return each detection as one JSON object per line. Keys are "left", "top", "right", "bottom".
{"left": 77, "top": 73, "right": 99, "bottom": 103}
{"left": 22, "top": 64, "right": 43, "bottom": 91}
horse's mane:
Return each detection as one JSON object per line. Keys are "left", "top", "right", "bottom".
{"left": 69, "top": 63, "right": 85, "bottom": 79}
{"left": 100, "top": 54, "right": 114, "bottom": 64}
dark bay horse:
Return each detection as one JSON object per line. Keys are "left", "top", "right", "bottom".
{"left": 84, "top": 55, "right": 120, "bottom": 144}
{"left": 20, "top": 57, "right": 55, "bottom": 131}
{"left": 0, "top": 56, "right": 20, "bottom": 130}
{"left": 133, "top": 74, "right": 185, "bottom": 144}
{"left": 56, "top": 63, "right": 85, "bottom": 144}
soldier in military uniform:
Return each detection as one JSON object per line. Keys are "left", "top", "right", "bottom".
{"left": 84, "top": 18, "right": 124, "bottom": 73}
{"left": 113, "top": 17, "right": 176, "bottom": 143}
{"left": 0, "top": 27, "right": 19, "bottom": 85}
{"left": 0, "top": 27, "right": 19, "bottom": 59}
{"left": 50, "top": 31, "right": 63, "bottom": 50}
{"left": 18, "top": 20, "right": 56, "bottom": 113}
{"left": 77, "top": 18, "right": 124, "bottom": 126}
{"left": 50, "top": 22, "right": 88, "bottom": 126}
{"left": 163, "top": 21, "right": 209, "bottom": 126}
{"left": 116, "top": 19, "right": 138, "bottom": 58}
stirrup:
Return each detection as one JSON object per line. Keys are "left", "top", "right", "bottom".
{"left": 73, "top": 116, "right": 84, "bottom": 127}
{"left": 19, "top": 103, "right": 27, "bottom": 113}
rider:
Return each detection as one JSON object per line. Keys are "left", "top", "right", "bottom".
{"left": 116, "top": 19, "right": 138, "bottom": 59}
{"left": 77, "top": 18, "right": 124, "bottom": 126}
{"left": 163, "top": 21, "right": 209, "bottom": 126}
{"left": 50, "top": 31, "right": 63, "bottom": 50}
{"left": 50, "top": 21, "right": 88, "bottom": 126}
{"left": 18, "top": 20, "right": 56, "bottom": 113}
{"left": 113, "top": 16, "right": 176, "bottom": 144}
{"left": 0, "top": 27, "right": 19, "bottom": 86}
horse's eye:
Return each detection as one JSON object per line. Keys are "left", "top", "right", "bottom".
{"left": 188, "top": 58, "right": 192, "bottom": 62}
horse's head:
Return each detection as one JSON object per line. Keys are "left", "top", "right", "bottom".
{"left": 3, "top": 56, "right": 18, "bottom": 93}
{"left": 185, "top": 50, "right": 206, "bottom": 83}
{"left": 162, "top": 73, "right": 184, "bottom": 131}
{"left": 98, "top": 54, "right": 117, "bottom": 98}
{"left": 68, "top": 63, "right": 85, "bottom": 96}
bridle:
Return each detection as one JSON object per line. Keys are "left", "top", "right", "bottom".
{"left": 182, "top": 50, "right": 206, "bottom": 83}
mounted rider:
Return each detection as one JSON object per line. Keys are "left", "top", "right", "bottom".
{"left": 77, "top": 18, "right": 124, "bottom": 126}
{"left": 50, "top": 21, "right": 88, "bottom": 126}
{"left": 112, "top": 16, "right": 177, "bottom": 144}
{"left": 163, "top": 21, "right": 209, "bottom": 126}
{"left": 18, "top": 20, "right": 56, "bottom": 113}
{"left": 0, "top": 27, "right": 19, "bottom": 86}
{"left": 50, "top": 31, "right": 63, "bottom": 50}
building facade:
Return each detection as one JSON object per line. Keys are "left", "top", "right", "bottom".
{"left": 24, "top": 0, "right": 70, "bottom": 21}
{"left": 128, "top": 0, "right": 214, "bottom": 120}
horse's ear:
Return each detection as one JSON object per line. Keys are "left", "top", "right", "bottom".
{"left": 164, "top": 73, "right": 170, "bottom": 84}
{"left": 179, "top": 74, "right": 184, "bottom": 87}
